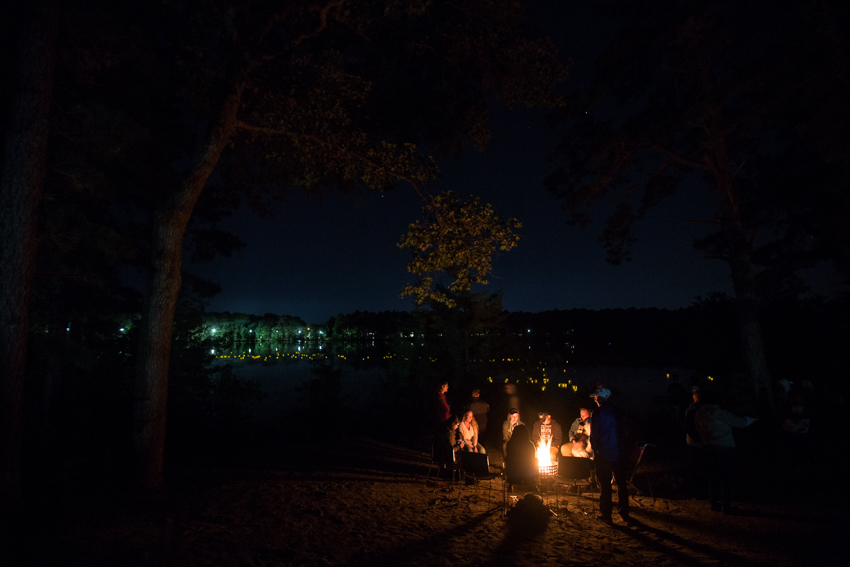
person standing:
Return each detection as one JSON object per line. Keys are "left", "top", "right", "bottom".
{"left": 468, "top": 389, "right": 490, "bottom": 434}
{"left": 683, "top": 386, "right": 706, "bottom": 498}
{"left": 667, "top": 374, "right": 690, "bottom": 428}
{"left": 431, "top": 381, "right": 451, "bottom": 433}
{"left": 694, "top": 391, "right": 758, "bottom": 514}
{"left": 503, "top": 383, "right": 520, "bottom": 418}
{"left": 589, "top": 387, "right": 631, "bottom": 524}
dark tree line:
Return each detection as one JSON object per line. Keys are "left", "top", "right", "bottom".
{"left": 308, "top": 294, "right": 850, "bottom": 382}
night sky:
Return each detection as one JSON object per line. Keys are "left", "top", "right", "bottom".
{"left": 187, "top": 2, "right": 834, "bottom": 325}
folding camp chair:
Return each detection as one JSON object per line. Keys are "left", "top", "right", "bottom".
{"left": 427, "top": 441, "right": 463, "bottom": 504}
{"left": 627, "top": 442, "right": 655, "bottom": 498}
{"left": 460, "top": 452, "right": 500, "bottom": 510}
{"left": 554, "top": 455, "right": 595, "bottom": 514}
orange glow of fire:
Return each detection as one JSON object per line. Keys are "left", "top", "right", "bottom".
{"left": 536, "top": 438, "right": 553, "bottom": 467}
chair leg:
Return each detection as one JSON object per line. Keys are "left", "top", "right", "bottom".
{"left": 432, "top": 464, "right": 442, "bottom": 498}
{"left": 552, "top": 482, "right": 561, "bottom": 514}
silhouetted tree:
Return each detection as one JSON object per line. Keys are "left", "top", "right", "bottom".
{"left": 546, "top": 0, "right": 850, "bottom": 395}
{"left": 0, "top": 0, "right": 58, "bottom": 515}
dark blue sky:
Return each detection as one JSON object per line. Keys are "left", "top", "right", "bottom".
{"left": 187, "top": 2, "right": 838, "bottom": 324}
{"left": 190, "top": 104, "right": 738, "bottom": 324}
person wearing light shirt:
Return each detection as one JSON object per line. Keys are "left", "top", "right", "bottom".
{"left": 694, "top": 391, "right": 758, "bottom": 514}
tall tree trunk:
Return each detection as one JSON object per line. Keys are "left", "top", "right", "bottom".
{"left": 133, "top": 66, "right": 248, "bottom": 491}
{"left": 713, "top": 142, "right": 772, "bottom": 396}
{"left": 0, "top": 0, "right": 57, "bottom": 519}
{"left": 726, "top": 242, "right": 772, "bottom": 394}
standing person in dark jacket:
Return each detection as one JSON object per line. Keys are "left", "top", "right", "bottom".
{"left": 683, "top": 386, "right": 707, "bottom": 498}
{"left": 589, "top": 387, "right": 631, "bottom": 524}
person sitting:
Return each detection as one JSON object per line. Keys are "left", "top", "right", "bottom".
{"left": 503, "top": 424, "right": 538, "bottom": 490}
{"left": 458, "top": 410, "right": 486, "bottom": 454}
{"left": 563, "top": 408, "right": 592, "bottom": 456}
{"left": 568, "top": 408, "right": 591, "bottom": 443}
{"left": 532, "top": 411, "right": 563, "bottom": 460}
{"left": 569, "top": 432, "right": 593, "bottom": 459}
{"left": 502, "top": 408, "right": 524, "bottom": 455}
{"left": 435, "top": 416, "right": 463, "bottom": 465}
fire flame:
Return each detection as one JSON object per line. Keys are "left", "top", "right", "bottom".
{"left": 536, "top": 438, "right": 553, "bottom": 467}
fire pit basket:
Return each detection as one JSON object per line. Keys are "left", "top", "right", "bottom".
{"left": 538, "top": 463, "right": 558, "bottom": 477}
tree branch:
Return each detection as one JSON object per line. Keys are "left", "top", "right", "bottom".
{"left": 651, "top": 144, "right": 714, "bottom": 172}
{"left": 254, "top": 0, "right": 348, "bottom": 64}
{"left": 675, "top": 220, "right": 723, "bottom": 226}
{"left": 234, "top": 120, "right": 436, "bottom": 205}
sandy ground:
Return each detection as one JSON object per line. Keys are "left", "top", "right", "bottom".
{"left": 20, "top": 436, "right": 843, "bottom": 567}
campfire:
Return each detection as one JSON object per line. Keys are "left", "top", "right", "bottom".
{"left": 536, "top": 438, "right": 558, "bottom": 476}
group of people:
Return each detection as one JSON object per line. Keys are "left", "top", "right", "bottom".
{"left": 434, "top": 375, "right": 800, "bottom": 522}
{"left": 433, "top": 380, "right": 633, "bottom": 524}
{"left": 500, "top": 387, "right": 631, "bottom": 523}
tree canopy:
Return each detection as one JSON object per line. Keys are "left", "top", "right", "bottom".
{"left": 398, "top": 191, "right": 522, "bottom": 307}
{"left": 546, "top": 0, "right": 850, "bottom": 393}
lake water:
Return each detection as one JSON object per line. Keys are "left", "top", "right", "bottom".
{"left": 212, "top": 341, "right": 690, "bottom": 425}
{"left": 211, "top": 341, "right": 388, "bottom": 421}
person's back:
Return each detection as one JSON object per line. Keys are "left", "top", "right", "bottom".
{"left": 504, "top": 424, "right": 537, "bottom": 485}
{"left": 590, "top": 401, "right": 626, "bottom": 462}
